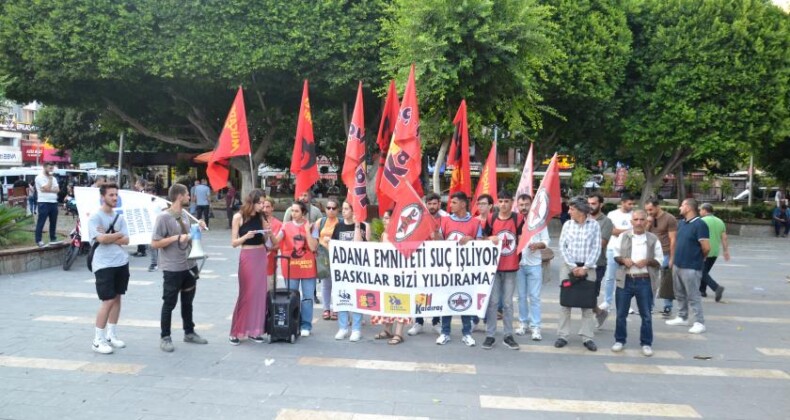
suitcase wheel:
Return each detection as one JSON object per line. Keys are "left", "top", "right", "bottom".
{"left": 289, "top": 334, "right": 296, "bottom": 344}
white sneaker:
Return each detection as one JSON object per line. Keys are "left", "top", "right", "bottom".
{"left": 107, "top": 336, "right": 126, "bottom": 348}
{"left": 349, "top": 331, "right": 362, "bottom": 342}
{"left": 665, "top": 317, "right": 689, "bottom": 326}
{"left": 407, "top": 323, "right": 423, "bottom": 336}
{"left": 642, "top": 345, "right": 654, "bottom": 357}
{"left": 436, "top": 334, "right": 450, "bottom": 345}
{"left": 461, "top": 334, "right": 476, "bottom": 347}
{"left": 598, "top": 302, "right": 610, "bottom": 311}
{"left": 92, "top": 338, "right": 113, "bottom": 354}
{"left": 432, "top": 324, "right": 442, "bottom": 335}
{"left": 688, "top": 322, "right": 706, "bottom": 334}
{"left": 515, "top": 322, "right": 528, "bottom": 336}
{"left": 334, "top": 329, "right": 349, "bottom": 340}
{"left": 611, "top": 342, "right": 624, "bottom": 352}
{"left": 300, "top": 329, "right": 310, "bottom": 337}
{"left": 531, "top": 328, "right": 542, "bottom": 341}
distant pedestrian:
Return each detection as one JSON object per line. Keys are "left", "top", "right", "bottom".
{"left": 225, "top": 181, "right": 237, "bottom": 229}
{"left": 27, "top": 180, "right": 37, "bottom": 215}
{"left": 194, "top": 178, "right": 212, "bottom": 228}
{"left": 666, "top": 199, "right": 710, "bottom": 334}
{"left": 645, "top": 198, "right": 678, "bottom": 316}
{"left": 34, "top": 163, "right": 60, "bottom": 247}
{"left": 772, "top": 203, "right": 790, "bottom": 237}
{"left": 699, "top": 203, "right": 729, "bottom": 302}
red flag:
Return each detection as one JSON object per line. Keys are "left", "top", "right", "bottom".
{"left": 471, "top": 140, "right": 497, "bottom": 216}
{"left": 379, "top": 65, "right": 423, "bottom": 201}
{"left": 512, "top": 142, "right": 534, "bottom": 211}
{"left": 447, "top": 100, "right": 472, "bottom": 197}
{"left": 517, "top": 153, "right": 562, "bottom": 254}
{"left": 206, "top": 87, "right": 251, "bottom": 191}
{"left": 342, "top": 82, "right": 368, "bottom": 221}
{"left": 291, "top": 80, "right": 320, "bottom": 199}
{"left": 386, "top": 181, "right": 437, "bottom": 257}
{"left": 375, "top": 80, "right": 400, "bottom": 217}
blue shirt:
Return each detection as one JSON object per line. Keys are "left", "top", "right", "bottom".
{"left": 673, "top": 216, "right": 709, "bottom": 271}
{"left": 194, "top": 184, "right": 211, "bottom": 206}
{"left": 773, "top": 207, "right": 790, "bottom": 221}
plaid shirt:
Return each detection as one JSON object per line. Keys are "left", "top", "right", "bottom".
{"left": 559, "top": 216, "right": 601, "bottom": 269}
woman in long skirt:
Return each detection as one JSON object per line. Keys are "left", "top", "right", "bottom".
{"left": 229, "top": 188, "right": 271, "bottom": 345}
{"left": 370, "top": 210, "right": 411, "bottom": 345}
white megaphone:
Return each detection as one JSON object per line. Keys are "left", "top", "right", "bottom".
{"left": 187, "top": 224, "right": 208, "bottom": 276}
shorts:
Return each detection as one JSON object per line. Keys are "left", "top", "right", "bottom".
{"left": 95, "top": 264, "right": 130, "bottom": 301}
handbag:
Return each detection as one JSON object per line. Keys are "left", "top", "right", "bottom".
{"left": 658, "top": 267, "right": 674, "bottom": 299}
{"left": 87, "top": 213, "right": 120, "bottom": 272}
{"left": 559, "top": 268, "right": 596, "bottom": 308}
{"left": 316, "top": 245, "right": 330, "bottom": 279}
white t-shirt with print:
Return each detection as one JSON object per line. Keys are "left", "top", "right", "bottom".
{"left": 606, "top": 209, "right": 632, "bottom": 250}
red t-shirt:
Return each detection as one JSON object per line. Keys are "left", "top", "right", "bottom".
{"left": 484, "top": 213, "right": 523, "bottom": 272}
{"left": 439, "top": 215, "right": 482, "bottom": 241}
{"left": 278, "top": 221, "right": 317, "bottom": 279}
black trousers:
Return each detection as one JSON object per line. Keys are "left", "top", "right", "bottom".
{"left": 161, "top": 270, "right": 197, "bottom": 338}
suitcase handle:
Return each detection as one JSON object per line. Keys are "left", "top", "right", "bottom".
{"left": 274, "top": 255, "right": 291, "bottom": 292}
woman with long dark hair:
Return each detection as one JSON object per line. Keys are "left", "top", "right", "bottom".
{"left": 228, "top": 188, "right": 271, "bottom": 345}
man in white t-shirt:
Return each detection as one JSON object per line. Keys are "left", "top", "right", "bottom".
{"left": 599, "top": 193, "right": 634, "bottom": 313}
{"left": 34, "top": 163, "right": 61, "bottom": 247}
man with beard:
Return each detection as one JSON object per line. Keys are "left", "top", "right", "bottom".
{"left": 588, "top": 194, "right": 614, "bottom": 328}
{"left": 34, "top": 163, "right": 61, "bottom": 247}
{"left": 645, "top": 198, "right": 678, "bottom": 316}
{"left": 516, "top": 194, "right": 532, "bottom": 218}
{"left": 283, "top": 191, "right": 323, "bottom": 224}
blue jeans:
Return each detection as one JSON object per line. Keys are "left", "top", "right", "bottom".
{"left": 441, "top": 315, "right": 472, "bottom": 336}
{"left": 415, "top": 317, "right": 440, "bottom": 326}
{"left": 601, "top": 249, "right": 617, "bottom": 308}
{"left": 287, "top": 279, "right": 316, "bottom": 331}
{"left": 35, "top": 202, "right": 59, "bottom": 243}
{"left": 661, "top": 254, "right": 673, "bottom": 310}
{"left": 615, "top": 276, "right": 653, "bottom": 346}
{"left": 516, "top": 264, "right": 542, "bottom": 328}
{"left": 337, "top": 311, "right": 363, "bottom": 332}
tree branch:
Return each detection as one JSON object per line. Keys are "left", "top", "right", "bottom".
{"left": 166, "top": 88, "right": 218, "bottom": 144}
{"left": 104, "top": 98, "right": 209, "bottom": 149}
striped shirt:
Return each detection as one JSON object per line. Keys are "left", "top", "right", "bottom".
{"left": 559, "top": 216, "right": 601, "bottom": 269}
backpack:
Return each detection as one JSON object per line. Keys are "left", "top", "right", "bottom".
{"left": 87, "top": 213, "right": 120, "bottom": 272}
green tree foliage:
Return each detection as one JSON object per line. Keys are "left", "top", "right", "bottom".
{"left": 617, "top": 0, "right": 790, "bottom": 200}
{"left": 0, "top": 206, "right": 33, "bottom": 247}
{"left": 758, "top": 136, "right": 790, "bottom": 187}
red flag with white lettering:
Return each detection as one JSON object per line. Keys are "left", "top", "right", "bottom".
{"left": 386, "top": 181, "right": 437, "bottom": 257}
{"left": 448, "top": 99, "right": 472, "bottom": 197}
{"left": 207, "top": 87, "right": 251, "bottom": 191}
{"left": 517, "top": 153, "right": 562, "bottom": 255}
{"left": 471, "top": 140, "right": 497, "bottom": 216}
{"left": 375, "top": 80, "right": 399, "bottom": 216}
{"left": 291, "top": 80, "right": 320, "bottom": 199}
{"left": 379, "top": 65, "right": 423, "bottom": 201}
{"left": 342, "top": 82, "right": 368, "bottom": 221}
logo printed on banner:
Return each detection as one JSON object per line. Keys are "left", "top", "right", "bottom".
{"left": 448, "top": 292, "right": 472, "bottom": 312}
{"left": 414, "top": 293, "right": 444, "bottom": 314}
{"left": 446, "top": 231, "right": 466, "bottom": 241}
{"left": 527, "top": 188, "right": 550, "bottom": 231}
{"left": 477, "top": 293, "right": 488, "bottom": 310}
{"left": 356, "top": 290, "right": 381, "bottom": 311}
{"left": 335, "top": 289, "right": 353, "bottom": 308}
{"left": 384, "top": 293, "right": 411, "bottom": 314}
{"left": 498, "top": 231, "right": 516, "bottom": 256}
{"left": 394, "top": 204, "right": 423, "bottom": 241}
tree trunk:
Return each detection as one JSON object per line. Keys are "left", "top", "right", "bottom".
{"left": 432, "top": 138, "right": 451, "bottom": 193}
{"left": 640, "top": 170, "right": 658, "bottom": 207}
{"left": 677, "top": 165, "right": 686, "bottom": 201}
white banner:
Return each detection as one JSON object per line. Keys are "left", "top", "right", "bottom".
{"left": 328, "top": 240, "right": 501, "bottom": 317}
{"left": 74, "top": 187, "right": 169, "bottom": 246}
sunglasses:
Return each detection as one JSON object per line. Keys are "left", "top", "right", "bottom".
{"left": 326, "top": 206, "right": 337, "bottom": 210}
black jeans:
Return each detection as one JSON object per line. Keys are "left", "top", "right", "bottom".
{"left": 415, "top": 317, "right": 440, "bottom": 326}
{"left": 161, "top": 270, "right": 197, "bottom": 338}
{"left": 699, "top": 257, "right": 720, "bottom": 293}
{"left": 774, "top": 220, "right": 790, "bottom": 236}
{"left": 35, "top": 202, "right": 59, "bottom": 243}
{"left": 196, "top": 205, "right": 210, "bottom": 228}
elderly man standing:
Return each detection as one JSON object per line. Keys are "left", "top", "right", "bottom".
{"left": 612, "top": 210, "right": 663, "bottom": 357}
{"left": 555, "top": 196, "right": 601, "bottom": 352}
{"left": 699, "top": 203, "right": 729, "bottom": 301}
{"left": 666, "top": 199, "right": 710, "bottom": 334}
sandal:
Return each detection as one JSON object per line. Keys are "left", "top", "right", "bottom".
{"left": 330, "top": 312, "right": 338, "bottom": 320}
{"left": 322, "top": 310, "right": 331, "bottom": 320}
{"left": 388, "top": 335, "right": 404, "bottom": 345}
{"left": 375, "top": 330, "right": 394, "bottom": 340}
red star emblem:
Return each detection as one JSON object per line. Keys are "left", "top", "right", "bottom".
{"left": 530, "top": 193, "right": 546, "bottom": 221}
{"left": 398, "top": 208, "right": 419, "bottom": 234}
{"left": 451, "top": 294, "right": 468, "bottom": 308}
{"left": 501, "top": 235, "right": 514, "bottom": 251}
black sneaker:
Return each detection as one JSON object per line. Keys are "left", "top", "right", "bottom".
{"left": 229, "top": 337, "right": 241, "bottom": 346}
{"left": 715, "top": 286, "right": 725, "bottom": 302}
{"left": 583, "top": 340, "right": 598, "bottom": 352}
{"left": 554, "top": 338, "right": 568, "bottom": 348}
{"left": 249, "top": 336, "right": 265, "bottom": 343}
{"left": 503, "top": 335, "right": 519, "bottom": 350}
{"left": 481, "top": 337, "right": 495, "bottom": 350}
{"left": 661, "top": 306, "right": 672, "bottom": 317}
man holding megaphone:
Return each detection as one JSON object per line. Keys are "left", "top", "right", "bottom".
{"left": 152, "top": 183, "right": 209, "bottom": 353}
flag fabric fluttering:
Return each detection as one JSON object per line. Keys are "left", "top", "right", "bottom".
{"left": 447, "top": 99, "right": 472, "bottom": 197}
{"left": 375, "top": 80, "right": 400, "bottom": 216}
{"left": 379, "top": 65, "right": 423, "bottom": 201}
{"left": 342, "top": 82, "right": 368, "bottom": 221}
{"left": 517, "top": 153, "right": 562, "bottom": 255}
{"left": 385, "top": 181, "right": 437, "bottom": 257}
{"left": 512, "top": 142, "right": 535, "bottom": 210}
{"left": 291, "top": 80, "right": 320, "bottom": 199}
{"left": 206, "top": 87, "right": 251, "bottom": 191}
{"left": 471, "top": 140, "right": 497, "bottom": 216}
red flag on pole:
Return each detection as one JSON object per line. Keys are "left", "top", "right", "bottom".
{"left": 448, "top": 99, "right": 472, "bottom": 197}
{"left": 471, "top": 140, "right": 497, "bottom": 216}
{"left": 517, "top": 153, "right": 562, "bottom": 254}
{"left": 386, "top": 181, "right": 437, "bottom": 257}
{"left": 207, "top": 87, "right": 251, "bottom": 191}
{"left": 512, "top": 142, "right": 534, "bottom": 211}
{"left": 291, "top": 80, "right": 320, "bottom": 200}
{"left": 376, "top": 80, "right": 399, "bottom": 217}
{"left": 342, "top": 82, "right": 368, "bottom": 221}
{"left": 379, "top": 65, "right": 423, "bottom": 201}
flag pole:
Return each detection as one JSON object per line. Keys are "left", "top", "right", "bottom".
{"left": 248, "top": 153, "right": 256, "bottom": 188}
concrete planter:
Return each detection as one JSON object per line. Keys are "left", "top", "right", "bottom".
{"left": 0, "top": 243, "right": 69, "bottom": 275}
{"left": 726, "top": 220, "right": 773, "bottom": 237}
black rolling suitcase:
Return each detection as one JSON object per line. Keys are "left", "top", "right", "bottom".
{"left": 267, "top": 256, "right": 301, "bottom": 343}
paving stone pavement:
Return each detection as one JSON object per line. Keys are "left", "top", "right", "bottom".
{"left": 1, "top": 230, "right": 789, "bottom": 419}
